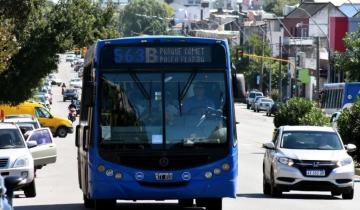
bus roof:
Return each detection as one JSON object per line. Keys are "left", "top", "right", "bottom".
{"left": 97, "top": 36, "right": 227, "bottom": 46}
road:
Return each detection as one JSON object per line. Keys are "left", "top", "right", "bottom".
{"left": 13, "top": 55, "right": 359, "bottom": 210}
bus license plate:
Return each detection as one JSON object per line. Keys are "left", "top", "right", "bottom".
{"left": 306, "top": 170, "right": 325, "bottom": 176}
{"left": 155, "top": 173, "right": 173, "bottom": 181}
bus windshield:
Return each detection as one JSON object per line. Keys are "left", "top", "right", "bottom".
{"left": 100, "top": 71, "right": 228, "bottom": 149}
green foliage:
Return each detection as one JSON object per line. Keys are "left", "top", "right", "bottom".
{"left": 0, "top": 0, "right": 120, "bottom": 104}
{"left": 337, "top": 100, "right": 360, "bottom": 161}
{"left": 333, "top": 28, "right": 360, "bottom": 81}
{"left": 263, "top": 0, "right": 299, "bottom": 16}
{"left": 274, "top": 97, "right": 328, "bottom": 128}
{"left": 119, "top": 0, "right": 173, "bottom": 36}
{"left": 299, "top": 107, "right": 330, "bottom": 126}
{"left": 270, "top": 89, "right": 279, "bottom": 101}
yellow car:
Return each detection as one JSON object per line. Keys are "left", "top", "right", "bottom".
{"left": 0, "top": 101, "right": 73, "bottom": 138}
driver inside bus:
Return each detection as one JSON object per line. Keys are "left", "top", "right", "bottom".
{"left": 182, "top": 82, "right": 215, "bottom": 114}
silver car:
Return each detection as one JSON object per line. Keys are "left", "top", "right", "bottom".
{"left": 263, "top": 126, "right": 356, "bottom": 199}
{"left": 255, "top": 98, "right": 274, "bottom": 112}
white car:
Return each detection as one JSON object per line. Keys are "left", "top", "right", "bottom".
{"left": 263, "top": 126, "right": 356, "bottom": 199}
{"left": 0, "top": 123, "right": 57, "bottom": 197}
{"left": 69, "top": 78, "right": 82, "bottom": 88}
{"left": 255, "top": 98, "right": 274, "bottom": 112}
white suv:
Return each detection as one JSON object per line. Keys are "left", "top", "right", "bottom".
{"left": 263, "top": 126, "right": 356, "bottom": 199}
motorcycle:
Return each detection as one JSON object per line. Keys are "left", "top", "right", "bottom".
{"left": 68, "top": 107, "right": 77, "bottom": 122}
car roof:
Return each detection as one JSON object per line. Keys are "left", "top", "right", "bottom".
{"left": 4, "top": 118, "right": 37, "bottom": 123}
{"left": 0, "top": 122, "right": 19, "bottom": 129}
{"left": 282, "top": 126, "right": 336, "bottom": 132}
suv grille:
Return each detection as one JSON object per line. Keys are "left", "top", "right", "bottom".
{"left": 0, "top": 158, "right": 9, "bottom": 168}
{"left": 293, "top": 160, "right": 337, "bottom": 177}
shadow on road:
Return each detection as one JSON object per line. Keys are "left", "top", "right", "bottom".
{"left": 16, "top": 203, "right": 203, "bottom": 210}
{"left": 236, "top": 193, "right": 340, "bottom": 200}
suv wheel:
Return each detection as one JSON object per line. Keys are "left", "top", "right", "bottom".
{"left": 23, "top": 180, "right": 36, "bottom": 198}
{"left": 56, "top": 126, "right": 68, "bottom": 138}
{"left": 270, "top": 170, "right": 282, "bottom": 198}
{"left": 342, "top": 188, "right": 354, "bottom": 199}
{"left": 247, "top": 104, "right": 250, "bottom": 109}
{"left": 263, "top": 169, "right": 271, "bottom": 195}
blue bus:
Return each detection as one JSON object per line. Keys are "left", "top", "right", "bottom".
{"left": 75, "top": 36, "right": 237, "bottom": 210}
{"left": 320, "top": 82, "right": 360, "bottom": 114}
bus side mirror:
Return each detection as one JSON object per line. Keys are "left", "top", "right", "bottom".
{"left": 83, "top": 82, "right": 94, "bottom": 107}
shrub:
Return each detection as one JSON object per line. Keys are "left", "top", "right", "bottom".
{"left": 274, "top": 97, "right": 328, "bottom": 128}
{"left": 270, "top": 89, "right": 279, "bottom": 101}
{"left": 337, "top": 100, "right": 360, "bottom": 161}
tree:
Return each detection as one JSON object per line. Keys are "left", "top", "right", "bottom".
{"left": 119, "top": 0, "right": 173, "bottom": 36}
{"left": 0, "top": 0, "right": 120, "bottom": 104}
{"left": 274, "top": 97, "right": 329, "bottom": 128}
{"left": 332, "top": 29, "right": 360, "bottom": 81}
{"left": 337, "top": 100, "right": 360, "bottom": 161}
{"left": 263, "top": 0, "right": 299, "bottom": 16}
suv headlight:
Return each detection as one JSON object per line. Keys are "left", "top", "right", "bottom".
{"left": 12, "top": 157, "right": 29, "bottom": 168}
{"left": 277, "top": 157, "right": 294, "bottom": 166}
{"left": 337, "top": 157, "right": 353, "bottom": 167}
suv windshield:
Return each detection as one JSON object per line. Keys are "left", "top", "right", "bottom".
{"left": 0, "top": 129, "right": 25, "bottom": 149}
{"left": 281, "top": 131, "right": 343, "bottom": 150}
{"left": 100, "top": 71, "right": 228, "bottom": 149}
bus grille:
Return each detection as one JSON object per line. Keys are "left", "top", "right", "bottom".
{"left": 0, "top": 158, "right": 9, "bottom": 168}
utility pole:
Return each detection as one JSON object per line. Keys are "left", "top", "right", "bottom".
{"left": 316, "top": 36, "right": 320, "bottom": 106}
{"left": 239, "top": 4, "right": 244, "bottom": 47}
{"left": 279, "top": 36, "right": 282, "bottom": 101}
{"left": 260, "top": 24, "right": 265, "bottom": 93}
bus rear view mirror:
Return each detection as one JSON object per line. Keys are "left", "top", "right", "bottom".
{"left": 83, "top": 82, "right": 94, "bottom": 107}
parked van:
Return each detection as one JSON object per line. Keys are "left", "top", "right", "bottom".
{"left": 0, "top": 101, "right": 73, "bottom": 137}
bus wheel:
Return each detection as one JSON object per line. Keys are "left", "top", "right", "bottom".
{"left": 83, "top": 194, "right": 95, "bottom": 208}
{"left": 178, "top": 199, "right": 193, "bottom": 207}
{"left": 95, "top": 199, "right": 116, "bottom": 210}
{"left": 56, "top": 126, "right": 68, "bottom": 138}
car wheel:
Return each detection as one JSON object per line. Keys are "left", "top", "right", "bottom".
{"left": 23, "top": 180, "right": 36, "bottom": 198}
{"left": 342, "top": 188, "right": 354, "bottom": 199}
{"left": 178, "top": 199, "right": 193, "bottom": 207}
{"left": 83, "top": 194, "right": 95, "bottom": 208}
{"left": 270, "top": 169, "right": 282, "bottom": 198}
{"left": 56, "top": 126, "right": 68, "bottom": 138}
{"left": 263, "top": 169, "right": 271, "bottom": 195}
{"left": 247, "top": 104, "right": 250, "bottom": 109}
{"left": 95, "top": 199, "right": 116, "bottom": 210}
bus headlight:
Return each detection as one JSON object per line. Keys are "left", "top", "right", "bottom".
{"left": 115, "top": 172, "right": 123, "bottom": 180}
{"left": 97, "top": 165, "right": 106, "bottom": 173}
{"left": 222, "top": 163, "right": 230, "bottom": 171}
{"left": 213, "top": 168, "right": 221, "bottom": 175}
{"left": 106, "top": 169, "right": 114, "bottom": 177}
{"left": 204, "top": 171, "right": 213, "bottom": 179}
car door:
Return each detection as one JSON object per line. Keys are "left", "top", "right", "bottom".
{"left": 27, "top": 127, "right": 57, "bottom": 168}
{"left": 264, "top": 129, "right": 280, "bottom": 178}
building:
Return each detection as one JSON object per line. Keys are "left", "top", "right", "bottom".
{"left": 282, "top": 1, "right": 346, "bottom": 99}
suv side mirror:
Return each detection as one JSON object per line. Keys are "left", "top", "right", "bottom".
{"left": 345, "top": 144, "right": 357, "bottom": 153}
{"left": 263, "top": 142, "right": 275, "bottom": 150}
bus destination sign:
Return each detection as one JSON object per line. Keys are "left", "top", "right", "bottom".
{"left": 113, "top": 47, "right": 212, "bottom": 64}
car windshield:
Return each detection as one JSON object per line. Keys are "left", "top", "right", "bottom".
{"left": 65, "top": 89, "right": 76, "bottom": 93}
{"left": 262, "top": 99, "right": 273, "bottom": 103}
{"left": 0, "top": 129, "right": 25, "bottom": 149}
{"left": 100, "top": 71, "right": 228, "bottom": 149}
{"left": 281, "top": 131, "right": 343, "bottom": 150}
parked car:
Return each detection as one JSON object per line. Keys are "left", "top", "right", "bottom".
{"left": 0, "top": 101, "right": 73, "bottom": 138}
{"left": 251, "top": 96, "right": 265, "bottom": 111}
{"left": 63, "top": 88, "right": 79, "bottom": 101}
{"left": 4, "top": 114, "right": 41, "bottom": 129}
{"left": 263, "top": 126, "right": 356, "bottom": 199}
{"left": 69, "top": 78, "right": 82, "bottom": 88}
{"left": 266, "top": 101, "right": 281, "bottom": 116}
{"left": 65, "top": 54, "right": 76, "bottom": 62}
{"left": 255, "top": 98, "right": 274, "bottom": 112}
{"left": 246, "top": 91, "right": 263, "bottom": 109}
{"left": 0, "top": 123, "right": 37, "bottom": 197}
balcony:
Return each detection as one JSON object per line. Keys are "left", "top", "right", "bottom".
{"left": 283, "top": 37, "right": 314, "bottom": 46}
